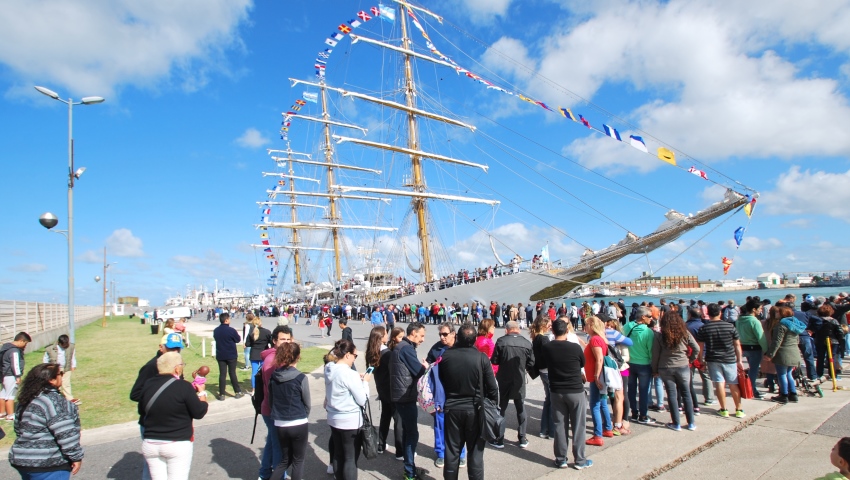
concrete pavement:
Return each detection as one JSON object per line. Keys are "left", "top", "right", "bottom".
{"left": 1, "top": 314, "right": 848, "bottom": 479}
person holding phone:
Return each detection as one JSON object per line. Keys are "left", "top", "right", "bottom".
{"left": 269, "top": 343, "right": 310, "bottom": 480}
{"left": 366, "top": 326, "right": 403, "bottom": 458}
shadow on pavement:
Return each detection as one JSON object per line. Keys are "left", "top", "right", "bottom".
{"left": 106, "top": 451, "right": 145, "bottom": 479}
{"left": 210, "top": 437, "right": 259, "bottom": 480}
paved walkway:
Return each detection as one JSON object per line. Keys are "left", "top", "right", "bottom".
{"left": 1, "top": 314, "right": 848, "bottom": 479}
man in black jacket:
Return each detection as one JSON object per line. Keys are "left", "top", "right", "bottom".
{"left": 425, "top": 323, "right": 464, "bottom": 469}
{"left": 213, "top": 313, "right": 244, "bottom": 400}
{"left": 438, "top": 322, "right": 498, "bottom": 480}
{"left": 490, "top": 321, "right": 534, "bottom": 449}
{"left": 391, "top": 322, "right": 428, "bottom": 480}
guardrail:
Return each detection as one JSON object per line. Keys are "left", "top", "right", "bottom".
{"left": 0, "top": 300, "right": 102, "bottom": 344}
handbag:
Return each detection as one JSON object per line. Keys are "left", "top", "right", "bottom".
{"left": 359, "top": 400, "right": 380, "bottom": 459}
{"left": 737, "top": 368, "right": 754, "bottom": 399}
{"left": 476, "top": 357, "right": 505, "bottom": 443}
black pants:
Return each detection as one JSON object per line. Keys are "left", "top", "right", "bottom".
{"left": 275, "top": 423, "right": 309, "bottom": 480}
{"left": 330, "top": 426, "right": 361, "bottom": 480}
{"left": 498, "top": 387, "right": 526, "bottom": 441}
{"left": 379, "top": 397, "right": 403, "bottom": 454}
{"left": 216, "top": 358, "right": 241, "bottom": 396}
{"left": 444, "top": 408, "right": 484, "bottom": 480}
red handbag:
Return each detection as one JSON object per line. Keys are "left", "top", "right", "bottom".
{"left": 737, "top": 368, "right": 754, "bottom": 399}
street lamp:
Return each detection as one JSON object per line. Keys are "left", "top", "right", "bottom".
{"left": 35, "top": 85, "right": 105, "bottom": 344}
{"left": 94, "top": 249, "right": 117, "bottom": 327}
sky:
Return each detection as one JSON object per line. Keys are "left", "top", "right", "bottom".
{"left": 1, "top": 0, "right": 849, "bottom": 306}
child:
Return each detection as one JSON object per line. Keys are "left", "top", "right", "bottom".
{"left": 818, "top": 437, "right": 850, "bottom": 480}
{"left": 339, "top": 318, "right": 353, "bottom": 343}
{"left": 192, "top": 366, "right": 210, "bottom": 398}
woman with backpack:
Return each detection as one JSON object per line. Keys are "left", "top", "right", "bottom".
{"left": 651, "top": 311, "right": 699, "bottom": 432}
{"left": 764, "top": 305, "right": 804, "bottom": 403}
{"left": 268, "top": 343, "right": 310, "bottom": 480}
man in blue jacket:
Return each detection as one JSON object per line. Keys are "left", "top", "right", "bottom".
{"left": 213, "top": 312, "right": 244, "bottom": 400}
{"left": 391, "top": 322, "right": 428, "bottom": 480}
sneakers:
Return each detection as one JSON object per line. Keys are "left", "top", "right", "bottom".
{"left": 665, "top": 423, "right": 681, "bottom": 432}
{"left": 705, "top": 399, "right": 718, "bottom": 406}
{"left": 629, "top": 412, "right": 639, "bottom": 422}
{"left": 602, "top": 430, "right": 614, "bottom": 438}
{"left": 326, "top": 464, "right": 334, "bottom": 475}
{"left": 435, "top": 458, "right": 444, "bottom": 468}
{"left": 612, "top": 428, "right": 622, "bottom": 437}
{"left": 235, "top": 392, "right": 245, "bottom": 399}
{"left": 735, "top": 409, "right": 746, "bottom": 418}
{"left": 518, "top": 437, "right": 529, "bottom": 449}
{"left": 217, "top": 395, "right": 226, "bottom": 401}
{"left": 396, "top": 455, "right": 404, "bottom": 461}
{"left": 573, "top": 460, "right": 594, "bottom": 470}
{"left": 488, "top": 440, "right": 505, "bottom": 449}
{"left": 539, "top": 432, "right": 550, "bottom": 439}
{"left": 555, "top": 460, "right": 569, "bottom": 469}
{"left": 614, "top": 425, "right": 631, "bottom": 435}
{"left": 693, "top": 407, "right": 701, "bottom": 416}
{"left": 459, "top": 457, "right": 467, "bottom": 469}
{"left": 637, "top": 415, "right": 655, "bottom": 424}
{"left": 585, "top": 436, "right": 604, "bottom": 446}
{"left": 788, "top": 393, "right": 799, "bottom": 403}
{"left": 687, "top": 423, "right": 697, "bottom": 431}
{"left": 718, "top": 409, "right": 729, "bottom": 417}
{"left": 771, "top": 394, "right": 788, "bottom": 404}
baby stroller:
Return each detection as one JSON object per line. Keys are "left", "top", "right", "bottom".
{"left": 793, "top": 362, "right": 824, "bottom": 398}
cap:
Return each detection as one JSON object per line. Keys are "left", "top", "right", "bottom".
{"left": 161, "top": 333, "right": 184, "bottom": 349}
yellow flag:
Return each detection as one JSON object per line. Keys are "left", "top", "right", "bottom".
{"left": 657, "top": 147, "right": 676, "bottom": 166}
{"left": 260, "top": 232, "right": 269, "bottom": 239}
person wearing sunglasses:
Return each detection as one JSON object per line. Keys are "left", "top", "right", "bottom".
{"left": 325, "top": 339, "right": 370, "bottom": 479}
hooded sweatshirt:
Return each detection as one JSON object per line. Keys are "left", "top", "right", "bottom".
{"left": 268, "top": 366, "right": 310, "bottom": 426}
{"left": 260, "top": 348, "right": 277, "bottom": 416}
{"left": 0, "top": 342, "right": 24, "bottom": 378}
{"left": 325, "top": 362, "right": 369, "bottom": 430}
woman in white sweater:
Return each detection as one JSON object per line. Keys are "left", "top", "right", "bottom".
{"left": 325, "top": 339, "right": 370, "bottom": 480}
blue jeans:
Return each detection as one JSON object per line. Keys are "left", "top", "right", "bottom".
{"left": 396, "top": 402, "right": 419, "bottom": 477}
{"left": 17, "top": 471, "right": 71, "bottom": 480}
{"left": 741, "top": 349, "right": 763, "bottom": 397}
{"left": 652, "top": 376, "right": 664, "bottom": 407}
{"left": 539, "top": 372, "right": 555, "bottom": 436}
{"left": 775, "top": 365, "right": 797, "bottom": 395}
{"left": 244, "top": 346, "right": 251, "bottom": 367}
{"left": 628, "top": 363, "right": 652, "bottom": 417}
{"left": 588, "top": 381, "right": 612, "bottom": 436}
{"left": 250, "top": 360, "right": 263, "bottom": 390}
{"left": 434, "top": 411, "right": 465, "bottom": 459}
{"left": 259, "top": 414, "right": 282, "bottom": 479}
{"left": 799, "top": 335, "right": 817, "bottom": 379}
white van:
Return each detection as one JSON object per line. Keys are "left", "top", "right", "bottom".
{"left": 158, "top": 307, "right": 193, "bottom": 321}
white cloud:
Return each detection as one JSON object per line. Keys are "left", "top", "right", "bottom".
{"left": 723, "top": 236, "right": 783, "bottom": 251}
{"left": 762, "top": 166, "right": 850, "bottom": 222}
{"left": 700, "top": 184, "right": 730, "bottom": 205}
{"left": 493, "top": 0, "right": 850, "bottom": 172}
{"left": 8, "top": 263, "right": 48, "bottom": 273}
{"left": 235, "top": 128, "right": 270, "bottom": 148}
{"left": 481, "top": 37, "right": 536, "bottom": 82}
{"left": 0, "top": 0, "right": 252, "bottom": 97}
{"left": 106, "top": 229, "right": 145, "bottom": 257}
{"left": 78, "top": 250, "right": 101, "bottom": 264}
{"left": 457, "top": 0, "right": 513, "bottom": 21}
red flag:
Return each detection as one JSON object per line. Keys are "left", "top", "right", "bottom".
{"left": 722, "top": 257, "right": 733, "bottom": 275}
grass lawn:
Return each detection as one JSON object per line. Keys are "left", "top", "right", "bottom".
{"left": 0, "top": 315, "right": 326, "bottom": 448}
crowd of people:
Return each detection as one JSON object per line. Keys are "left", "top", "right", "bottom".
{"left": 1, "top": 289, "right": 848, "bottom": 479}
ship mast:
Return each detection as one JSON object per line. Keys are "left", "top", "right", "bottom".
{"left": 399, "top": 5, "right": 433, "bottom": 281}
{"left": 320, "top": 82, "right": 343, "bottom": 282}
{"left": 286, "top": 151, "right": 303, "bottom": 284}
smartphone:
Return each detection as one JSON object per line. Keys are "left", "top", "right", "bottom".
{"left": 365, "top": 366, "right": 375, "bottom": 375}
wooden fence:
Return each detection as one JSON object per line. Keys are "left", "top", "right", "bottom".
{"left": 0, "top": 300, "right": 102, "bottom": 343}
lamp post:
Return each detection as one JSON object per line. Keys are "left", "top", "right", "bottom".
{"left": 95, "top": 248, "right": 117, "bottom": 327}
{"left": 35, "top": 85, "right": 105, "bottom": 344}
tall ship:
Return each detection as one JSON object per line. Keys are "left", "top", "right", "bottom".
{"left": 252, "top": 1, "right": 757, "bottom": 306}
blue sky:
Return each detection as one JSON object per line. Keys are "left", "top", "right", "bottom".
{"left": 1, "top": 0, "right": 849, "bottom": 306}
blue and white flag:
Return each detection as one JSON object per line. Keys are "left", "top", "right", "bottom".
{"left": 540, "top": 245, "right": 550, "bottom": 263}
{"left": 629, "top": 135, "right": 648, "bottom": 153}
{"left": 303, "top": 92, "right": 318, "bottom": 103}
{"left": 603, "top": 124, "right": 622, "bottom": 141}
{"left": 734, "top": 227, "right": 745, "bottom": 247}
{"left": 379, "top": 4, "right": 396, "bottom": 22}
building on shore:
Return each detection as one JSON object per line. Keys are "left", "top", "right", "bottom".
{"left": 757, "top": 272, "right": 781, "bottom": 286}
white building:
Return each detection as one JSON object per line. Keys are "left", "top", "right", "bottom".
{"left": 757, "top": 272, "right": 781, "bottom": 286}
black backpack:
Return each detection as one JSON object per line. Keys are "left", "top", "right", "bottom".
{"left": 251, "top": 368, "right": 264, "bottom": 415}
